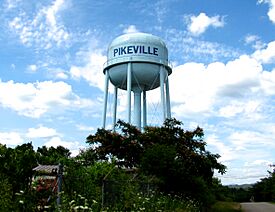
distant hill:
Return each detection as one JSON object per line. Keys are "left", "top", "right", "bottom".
{"left": 226, "top": 184, "right": 254, "bottom": 189}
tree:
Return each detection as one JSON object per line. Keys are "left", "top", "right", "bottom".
{"left": 86, "top": 120, "right": 143, "bottom": 168}
{"left": 37, "top": 145, "right": 71, "bottom": 165}
{"left": 140, "top": 119, "right": 226, "bottom": 206}
{"left": 86, "top": 118, "right": 226, "bottom": 207}
{"left": 0, "top": 143, "right": 39, "bottom": 210}
{"left": 0, "top": 143, "right": 37, "bottom": 194}
{"left": 252, "top": 168, "right": 275, "bottom": 202}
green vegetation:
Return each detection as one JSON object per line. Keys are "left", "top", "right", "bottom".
{"left": 207, "top": 167, "right": 275, "bottom": 208}
{"left": 218, "top": 168, "right": 275, "bottom": 204}
{"left": 251, "top": 168, "right": 275, "bottom": 202}
{"left": 87, "top": 119, "right": 226, "bottom": 209}
{"left": 0, "top": 118, "right": 238, "bottom": 211}
{"left": 213, "top": 183, "right": 252, "bottom": 203}
{"left": 210, "top": 201, "right": 242, "bottom": 212}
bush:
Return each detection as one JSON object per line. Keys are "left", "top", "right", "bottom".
{"left": 0, "top": 174, "right": 13, "bottom": 211}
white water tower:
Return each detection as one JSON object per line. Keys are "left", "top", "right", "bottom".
{"left": 102, "top": 32, "right": 172, "bottom": 130}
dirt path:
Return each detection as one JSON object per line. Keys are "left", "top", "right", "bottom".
{"left": 241, "top": 202, "right": 275, "bottom": 212}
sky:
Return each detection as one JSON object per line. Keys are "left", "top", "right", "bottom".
{"left": 0, "top": 0, "right": 275, "bottom": 185}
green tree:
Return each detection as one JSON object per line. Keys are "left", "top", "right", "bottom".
{"left": 252, "top": 168, "right": 275, "bottom": 202}
{"left": 140, "top": 119, "right": 226, "bottom": 207}
{"left": 86, "top": 120, "right": 143, "bottom": 168}
{"left": 0, "top": 173, "right": 13, "bottom": 211}
{"left": 37, "top": 145, "right": 71, "bottom": 165}
{"left": 0, "top": 143, "right": 38, "bottom": 210}
{"left": 86, "top": 118, "right": 226, "bottom": 208}
{"left": 0, "top": 143, "right": 37, "bottom": 194}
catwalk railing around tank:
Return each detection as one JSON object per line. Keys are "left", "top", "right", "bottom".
{"left": 103, "top": 55, "right": 173, "bottom": 73}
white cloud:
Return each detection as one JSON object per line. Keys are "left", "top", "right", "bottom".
{"left": 247, "top": 159, "right": 271, "bottom": 166}
{"left": 219, "top": 100, "right": 262, "bottom": 119}
{"left": 252, "top": 41, "right": 275, "bottom": 64}
{"left": 187, "top": 13, "right": 225, "bottom": 36}
{"left": 0, "top": 80, "right": 70, "bottom": 117}
{"left": 206, "top": 134, "right": 236, "bottom": 162}
{"left": 170, "top": 65, "right": 213, "bottom": 115}
{"left": 260, "top": 68, "right": 275, "bottom": 95}
{"left": 70, "top": 51, "right": 106, "bottom": 91}
{"left": 76, "top": 124, "right": 95, "bottom": 132}
{"left": 244, "top": 34, "right": 265, "bottom": 50}
{"left": 55, "top": 71, "right": 68, "bottom": 79}
{"left": 45, "top": 136, "right": 72, "bottom": 148}
{"left": 26, "top": 125, "right": 58, "bottom": 138}
{"left": 218, "top": 103, "right": 246, "bottom": 118}
{"left": 211, "top": 128, "right": 275, "bottom": 184}
{"left": 258, "top": 0, "right": 275, "bottom": 23}
{"left": 45, "top": 0, "right": 65, "bottom": 27}
{"left": 0, "top": 132, "right": 24, "bottom": 146}
{"left": 8, "top": 0, "right": 69, "bottom": 49}
{"left": 27, "top": 64, "right": 37, "bottom": 73}
{"left": 4, "top": 0, "right": 21, "bottom": 10}
{"left": 0, "top": 80, "right": 94, "bottom": 118}
{"left": 169, "top": 54, "right": 265, "bottom": 117}
{"left": 165, "top": 28, "right": 239, "bottom": 62}
{"left": 47, "top": 68, "right": 69, "bottom": 80}
{"left": 245, "top": 34, "right": 260, "bottom": 44}
{"left": 221, "top": 163, "right": 271, "bottom": 185}
{"left": 44, "top": 136, "right": 82, "bottom": 156}
{"left": 229, "top": 130, "right": 275, "bottom": 150}
{"left": 123, "top": 25, "right": 139, "bottom": 34}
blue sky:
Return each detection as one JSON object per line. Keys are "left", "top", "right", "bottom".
{"left": 0, "top": 0, "right": 275, "bottom": 185}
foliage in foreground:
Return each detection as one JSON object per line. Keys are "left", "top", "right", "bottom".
{"left": 0, "top": 142, "right": 200, "bottom": 211}
{"left": 59, "top": 190, "right": 200, "bottom": 212}
{"left": 0, "top": 118, "right": 227, "bottom": 211}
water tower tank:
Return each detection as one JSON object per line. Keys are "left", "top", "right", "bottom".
{"left": 102, "top": 33, "right": 172, "bottom": 130}
{"left": 104, "top": 33, "right": 172, "bottom": 91}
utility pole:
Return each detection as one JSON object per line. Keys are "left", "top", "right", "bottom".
{"left": 57, "top": 163, "right": 63, "bottom": 208}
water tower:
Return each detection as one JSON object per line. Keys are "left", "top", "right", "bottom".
{"left": 102, "top": 32, "right": 172, "bottom": 130}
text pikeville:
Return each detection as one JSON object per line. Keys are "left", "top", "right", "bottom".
{"left": 114, "top": 45, "right": 158, "bottom": 57}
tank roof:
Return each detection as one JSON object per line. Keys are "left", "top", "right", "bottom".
{"left": 109, "top": 32, "right": 167, "bottom": 48}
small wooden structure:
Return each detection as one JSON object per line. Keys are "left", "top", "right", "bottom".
{"left": 32, "top": 164, "right": 63, "bottom": 209}
{"left": 33, "top": 165, "right": 59, "bottom": 192}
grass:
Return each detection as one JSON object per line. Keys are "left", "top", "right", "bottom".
{"left": 210, "top": 201, "right": 242, "bottom": 212}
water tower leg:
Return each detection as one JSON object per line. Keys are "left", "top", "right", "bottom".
{"left": 143, "top": 90, "right": 147, "bottom": 129}
{"left": 160, "top": 66, "right": 167, "bottom": 122}
{"left": 112, "top": 86, "right": 118, "bottom": 131}
{"left": 102, "top": 70, "right": 109, "bottom": 129}
{"left": 133, "top": 89, "right": 141, "bottom": 130}
{"left": 165, "top": 77, "right": 171, "bottom": 119}
{"left": 127, "top": 63, "right": 132, "bottom": 123}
